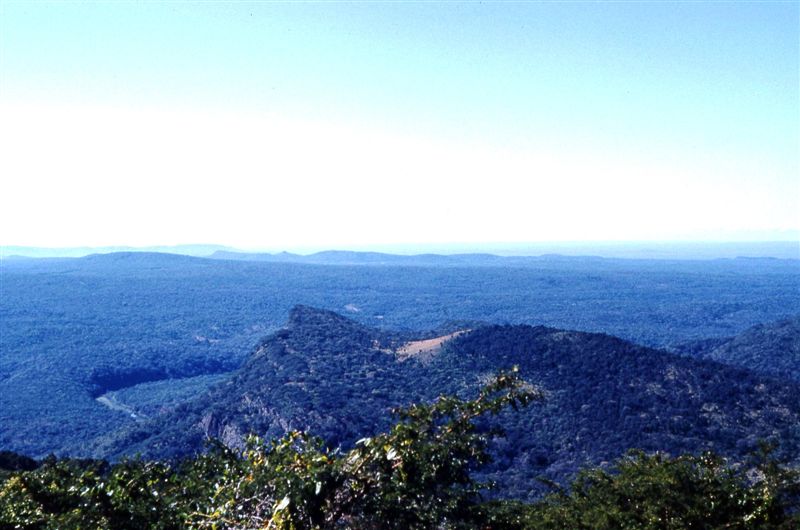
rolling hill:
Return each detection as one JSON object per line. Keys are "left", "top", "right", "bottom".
{"left": 2, "top": 252, "right": 799, "bottom": 461}
{"left": 673, "top": 316, "right": 800, "bottom": 382}
{"left": 96, "top": 306, "right": 800, "bottom": 500}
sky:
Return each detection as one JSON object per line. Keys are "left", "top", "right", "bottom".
{"left": 1, "top": 1, "right": 798, "bottom": 250}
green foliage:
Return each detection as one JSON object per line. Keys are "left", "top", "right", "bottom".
{"left": 0, "top": 457, "right": 183, "bottom": 529}
{"left": 518, "top": 446, "right": 800, "bottom": 529}
{"left": 1, "top": 371, "right": 798, "bottom": 530}
{"left": 0, "top": 452, "right": 37, "bottom": 483}
{"left": 0, "top": 370, "right": 537, "bottom": 529}
{"left": 185, "top": 368, "right": 537, "bottom": 529}
{"left": 102, "top": 309, "right": 800, "bottom": 500}
{"left": 4, "top": 253, "right": 799, "bottom": 458}
{"left": 184, "top": 433, "right": 337, "bottom": 529}
{"left": 332, "top": 368, "right": 539, "bottom": 529}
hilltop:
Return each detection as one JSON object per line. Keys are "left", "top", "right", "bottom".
{"left": 673, "top": 316, "right": 800, "bottom": 382}
{"left": 2, "top": 252, "right": 799, "bottom": 459}
{"left": 96, "top": 306, "right": 800, "bottom": 499}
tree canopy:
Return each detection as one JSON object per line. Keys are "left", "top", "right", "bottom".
{"left": 1, "top": 370, "right": 797, "bottom": 529}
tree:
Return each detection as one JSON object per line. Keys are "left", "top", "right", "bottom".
{"left": 2, "top": 369, "right": 798, "bottom": 529}
{"left": 187, "top": 367, "right": 539, "bottom": 529}
{"left": 516, "top": 448, "right": 800, "bottom": 529}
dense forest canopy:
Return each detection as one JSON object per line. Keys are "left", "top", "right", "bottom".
{"left": 1, "top": 372, "right": 797, "bottom": 529}
{"left": 1, "top": 253, "right": 799, "bottom": 527}
{"left": 2, "top": 253, "right": 798, "bottom": 459}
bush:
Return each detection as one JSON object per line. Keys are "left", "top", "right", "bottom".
{"left": 1, "top": 371, "right": 797, "bottom": 529}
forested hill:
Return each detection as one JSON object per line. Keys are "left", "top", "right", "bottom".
{"left": 673, "top": 316, "right": 800, "bottom": 382}
{"left": 94, "top": 306, "right": 417, "bottom": 459}
{"left": 97, "top": 306, "right": 800, "bottom": 500}
{"left": 4, "top": 252, "right": 798, "bottom": 459}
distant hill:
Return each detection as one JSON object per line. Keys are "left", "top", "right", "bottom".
{"left": 673, "top": 316, "right": 800, "bottom": 382}
{"left": 0, "top": 244, "right": 235, "bottom": 259}
{"left": 5, "top": 240, "right": 799, "bottom": 260}
{"left": 209, "top": 249, "right": 800, "bottom": 267}
{"left": 210, "top": 249, "right": 580, "bottom": 267}
{"left": 97, "top": 306, "right": 800, "bottom": 500}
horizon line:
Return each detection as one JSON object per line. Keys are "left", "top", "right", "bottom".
{"left": 3, "top": 240, "right": 799, "bottom": 261}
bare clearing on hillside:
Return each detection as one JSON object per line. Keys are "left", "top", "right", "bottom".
{"left": 395, "top": 330, "right": 469, "bottom": 363}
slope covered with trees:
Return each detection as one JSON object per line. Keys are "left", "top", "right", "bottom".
{"left": 1, "top": 372, "right": 797, "bottom": 529}
{"left": 673, "top": 316, "right": 800, "bottom": 382}
{"left": 93, "top": 307, "right": 800, "bottom": 500}
{"left": 3, "top": 253, "right": 799, "bottom": 458}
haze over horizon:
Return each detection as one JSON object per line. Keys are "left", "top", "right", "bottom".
{"left": 1, "top": 2, "right": 797, "bottom": 249}
{"left": 3, "top": 240, "right": 799, "bottom": 261}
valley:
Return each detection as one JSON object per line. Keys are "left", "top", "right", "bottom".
{"left": 1, "top": 251, "right": 799, "bottom": 500}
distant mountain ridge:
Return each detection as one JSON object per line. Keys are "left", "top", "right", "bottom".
{"left": 4, "top": 240, "right": 799, "bottom": 261}
{"left": 209, "top": 249, "right": 554, "bottom": 267}
{"left": 8, "top": 249, "right": 799, "bottom": 275}
{"left": 210, "top": 248, "right": 800, "bottom": 265}
{"left": 96, "top": 306, "right": 800, "bottom": 499}
{"left": 0, "top": 244, "right": 236, "bottom": 259}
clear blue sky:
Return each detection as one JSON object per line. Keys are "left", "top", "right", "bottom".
{"left": 1, "top": 1, "right": 797, "bottom": 249}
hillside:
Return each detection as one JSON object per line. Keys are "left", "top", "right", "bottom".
{"left": 673, "top": 316, "right": 800, "bottom": 382}
{"left": 2, "top": 252, "right": 799, "bottom": 458}
{"left": 4, "top": 375, "right": 797, "bottom": 529}
{"left": 97, "top": 306, "right": 800, "bottom": 500}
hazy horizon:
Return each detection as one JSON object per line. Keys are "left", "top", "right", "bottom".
{"left": 3, "top": 239, "right": 799, "bottom": 261}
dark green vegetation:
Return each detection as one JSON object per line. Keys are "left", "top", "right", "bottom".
{"left": 91, "top": 306, "right": 800, "bottom": 501}
{"left": 2, "top": 252, "right": 799, "bottom": 458}
{"left": 0, "top": 452, "right": 37, "bottom": 481}
{"left": 673, "top": 316, "right": 800, "bottom": 382}
{"left": 1, "top": 374, "right": 798, "bottom": 529}
{"left": 490, "top": 446, "right": 800, "bottom": 529}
